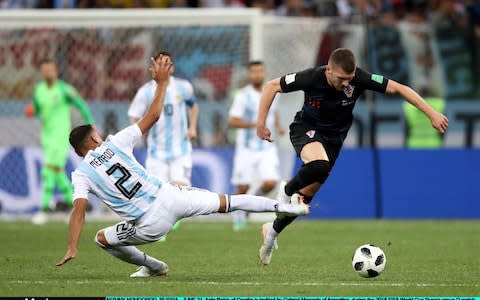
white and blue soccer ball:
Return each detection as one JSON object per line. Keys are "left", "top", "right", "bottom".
{"left": 352, "top": 244, "right": 386, "bottom": 278}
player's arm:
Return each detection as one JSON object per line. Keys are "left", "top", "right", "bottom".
{"left": 187, "top": 102, "right": 199, "bottom": 140}
{"left": 25, "top": 89, "right": 40, "bottom": 118}
{"left": 386, "top": 80, "right": 449, "bottom": 133}
{"left": 66, "top": 85, "right": 94, "bottom": 124}
{"left": 56, "top": 198, "right": 88, "bottom": 266}
{"left": 228, "top": 117, "right": 256, "bottom": 128}
{"left": 257, "top": 78, "right": 282, "bottom": 141}
{"left": 136, "top": 56, "right": 172, "bottom": 135}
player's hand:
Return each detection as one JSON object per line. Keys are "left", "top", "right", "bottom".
{"left": 150, "top": 55, "right": 172, "bottom": 85}
{"left": 187, "top": 127, "right": 197, "bottom": 140}
{"left": 276, "top": 126, "right": 286, "bottom": 136}
{"left": 56, "top": 248, "right": 77, "bottom": 266}
{"left": 430, "top": 111, "right": 449, "bottom": 134}
{"left": 257, "top": 124, "right": 273, "bottom": 142}
{"left": 24, "top": 103, "right": 35, "bottom": 118}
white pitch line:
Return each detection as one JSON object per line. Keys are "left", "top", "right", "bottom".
{"left": 5, "top": 280, "right": 478, "bottom": 288}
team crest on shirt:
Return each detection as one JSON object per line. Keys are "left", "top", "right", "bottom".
{"left": 343, "top": 84, "right": 355, "bottom": 98}
{"left": 306, "top": 130, "right": 316, "bottom": 138}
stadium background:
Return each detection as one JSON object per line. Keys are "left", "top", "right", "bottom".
{"left": 0, "top": 0, "right": 479, "bottom": 219}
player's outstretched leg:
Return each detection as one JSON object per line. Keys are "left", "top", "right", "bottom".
{"left": 228, "top": 194, "right": 309, "bottom": 216}
{"left": 95, "top": 228, "right": 168, "bottom": 277}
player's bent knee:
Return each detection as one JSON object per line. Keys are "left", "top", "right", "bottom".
{"left": 305, "top": 160, "right": 330, "bottom": 183}
{"left": 94, "top": 230, "right": 110, "bottom": 248}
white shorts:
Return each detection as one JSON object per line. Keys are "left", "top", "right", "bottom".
{"left": 231, "top": 146, "right": 280, "bottom": 185}
{"left": 145, "top": 154, "right": 192, "bottom": 185}
{"left": 104, "top": 183, "right": 220, "bottom": 246}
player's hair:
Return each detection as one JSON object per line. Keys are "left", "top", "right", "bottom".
{"left": 248, "top": 60, "right": 264, "bottom": 67}
{"left": 39, "top": 58, "right": 56, "bottom": 66}
{"left": 329, "top": 48, "right": 356, "bottom": 73}
{"left": 153, "top": 51, "right": 172, "bottom": 60}
{"left": 69, "top": 124, "right": 93, "bottom": 152}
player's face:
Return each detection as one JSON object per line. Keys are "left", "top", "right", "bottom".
{"left": 154, "top": 55, "right": 174, "bottom": 76}
{"left": 248, "top": 64, "right": 265, "bottom": 88}
{"left": 40, "top": 63, "right": 58, "bottom": 82}
{"left": 327, "top": 64, "right": 355, "bottom": 91}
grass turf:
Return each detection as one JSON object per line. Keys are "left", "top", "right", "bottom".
{"left": 0, "top": 220, "right": 478, "bottom": 296}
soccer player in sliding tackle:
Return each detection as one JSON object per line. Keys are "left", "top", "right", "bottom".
{"left": 56, "top": 54, "right": 309, "bottom": 277}
{"left": 256, "top": 48, "right": 449, "bottom": 265}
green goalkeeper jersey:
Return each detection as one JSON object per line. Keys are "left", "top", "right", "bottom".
{"left": 33, "top": 80, "right": 93, "bottom": 143}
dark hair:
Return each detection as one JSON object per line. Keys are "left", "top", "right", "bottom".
{"left": 329, "top": 48, "right": 356, "bottom": 73}
{"left": 153, "top": 51, "right": 173, "bottom": 60}
{"left": 39, "top": 58, "right": 56, "bottom": 67}
{"left": 248, "top": 60, "right": 264, "bottom": 67}
{"left": 69, "top": 124, "right": 93, "bottom": 152}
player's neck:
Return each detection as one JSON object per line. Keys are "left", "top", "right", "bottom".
{"left": 252, "top": 84, "right": 262, "bottom": 92}
{"left": 324, "top": 70, "right": 334, "bottom": 88}
{"left": 46, "top": 79, "right": 57, "bottom": 88}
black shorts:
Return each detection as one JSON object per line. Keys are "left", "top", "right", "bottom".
{"left": 289, "top": 121, "right": 343, "bottom": 168}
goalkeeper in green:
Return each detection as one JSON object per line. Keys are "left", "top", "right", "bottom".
{"left": 26, "top": 59, "right": 94, "bottom": 220}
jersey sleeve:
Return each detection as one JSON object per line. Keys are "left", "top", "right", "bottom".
{"left": 279, "top": 68, "right": 316, "bottom": 93}
{"left": 354, "top": 67, "right": 389, "bottom": 93}
{"left": 64, "top": 83, "right": 94, "bottom": 124}
{"left": 72, "top": 171, "right": 90, "bottom": 200}
{"left": 183, "top": 81, "right": 197, "bottom": 107}
{"left": 110, "top": 124, "right": 143, "bottom": 152}
{"left": 128, "top": 85, "right": 149, "bottom": 120}
{"left": 228, "top": 91, "right": 246, "bottom": 119}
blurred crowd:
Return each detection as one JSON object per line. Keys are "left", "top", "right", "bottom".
{"left": 0, "top": 0, "right": 477, "bottom": 23}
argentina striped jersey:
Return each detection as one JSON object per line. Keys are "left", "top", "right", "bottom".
{"left": 71, "top": 124, "right": 163, "bottom": 221}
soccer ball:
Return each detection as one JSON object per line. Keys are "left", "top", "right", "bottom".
{"left": 352, "top": 244, "right": 386, "bottom": 278}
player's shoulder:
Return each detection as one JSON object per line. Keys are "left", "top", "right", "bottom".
{"left": 138, "top": 80, "right": 156, "bottom": 91}
{"left": 172, "top": 76, "right": 193, "bottom": 88}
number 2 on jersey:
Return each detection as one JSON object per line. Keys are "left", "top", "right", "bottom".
{"left": 106, "top": 163, "right": 142, "bottom": 199}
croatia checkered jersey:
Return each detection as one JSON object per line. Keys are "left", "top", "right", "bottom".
{"left": 71, "top": 124, "right": 163, "bottom": 222}
{"left": 128, "top": 77, "right": 195, "bottom": 161}
{"left": 229, "top": 84, "right": 279, "bottom": 150}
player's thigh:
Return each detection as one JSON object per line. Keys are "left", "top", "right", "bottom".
{"left": 231, "top": 148, "right": 256, "bottom": 186}
{"left": 300, "top": 142, "right": 329, "bottom": 163}
{"left": 169, "top": 155, "right": 192, "bottom": 185}
{"left": 145, "top": 157, "right": 169, "bottom": 181}
{"left": 43, "top": 143, "right": 69, "bottom": 168}
{"left": 258, "top": 147, "right": 280, "bottom": 181}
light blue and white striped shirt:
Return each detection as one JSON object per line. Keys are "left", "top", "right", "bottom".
{"left": 229, "top": 85, "right": 279, "bottom": 151}
{"left": 128, "top": 77, "right": 195, "bottom": 161}
{"left": 72, "top": 124, "right": 163, "bottom": 221}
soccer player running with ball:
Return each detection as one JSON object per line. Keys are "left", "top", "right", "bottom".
{"left": 56, "top": 55, "right": 309, "bottom": 277}
{"left": 26, "top": 59, "right": 94, "bottom": 224}
{"left": 256, "top": 48, "right": 449, "bottom": 265}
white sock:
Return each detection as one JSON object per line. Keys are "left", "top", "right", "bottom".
{"left": 229, "top": 194, "right": 278, "bottom": 212}
{"left": 97, "top": 242, "right": 162, "bottom": 270}
{"left": 229, "top": 194, "right": 302, "bottom": 214}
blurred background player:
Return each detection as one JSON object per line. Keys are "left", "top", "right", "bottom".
{"left": 128, "top": 51, "right": 199, "bottom": 239}
{"left": 256, "top": 48, "right": 449, "bottom": 265}
{"left": 228, "top": 61, "right": 285, "bottom": 231}
{"left": 404, "top": 86, "right": 446, "bottom": 148}
{"left": 25, "top": 59, "right": 94, "bottom": 224}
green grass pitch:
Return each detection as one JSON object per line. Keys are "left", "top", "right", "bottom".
{"left": 0, "top": 220, "right": 478, "bottom": 296}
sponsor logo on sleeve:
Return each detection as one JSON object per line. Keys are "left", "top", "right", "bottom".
{"left": 371, "top": 74, "right": 384, "bottom": 84}
{"left": 285, "top": 73, "right": 296, "bottom": 85}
